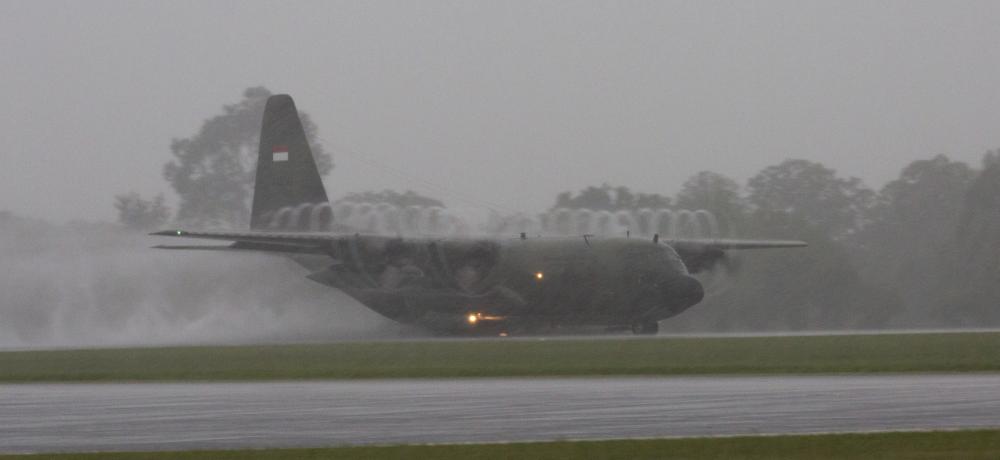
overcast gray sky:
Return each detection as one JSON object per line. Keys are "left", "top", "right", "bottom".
{"left": 2, "top": 0, "right": 999, "bottom": 222}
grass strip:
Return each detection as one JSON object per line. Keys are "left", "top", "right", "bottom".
{"left": 4, "top": 430, "right": 1000, "bottom": 459}
{"left": 1, "top": 332, "right": 999, "bottom": 382}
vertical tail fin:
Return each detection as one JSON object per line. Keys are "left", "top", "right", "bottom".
{"left": 250, "top": 95, "right": 330, "bottom": 230}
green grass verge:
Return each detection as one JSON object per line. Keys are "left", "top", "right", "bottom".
{"left": 1, "top": 332, "right": 999, "bottom": 382}
{"left": 4, "top": 430, "right": 1000, "bottom": 459}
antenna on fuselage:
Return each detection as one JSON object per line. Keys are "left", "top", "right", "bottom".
{"left": 653, "top": 233, "right": 659, "bottom": 244}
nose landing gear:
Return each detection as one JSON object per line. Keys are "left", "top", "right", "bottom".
{"left": 631, "top": 321, "right": 659, "bottom": 335}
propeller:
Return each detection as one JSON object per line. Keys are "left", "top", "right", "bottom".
{"left": 685, "top": 249, "right": 741, "bottom": 276}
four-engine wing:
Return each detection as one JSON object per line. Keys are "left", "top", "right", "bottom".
{"left": 663, "top": 238, "right": 807, "bottom": 274}
{"left": 152, "top": 231, "right": 807, "bottom": 253}
{"left": 665, "top": 238, "right": 808, "bottom": 251}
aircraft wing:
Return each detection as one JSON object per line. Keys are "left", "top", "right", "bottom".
{"left": 152, "top": 229, "right": 336, "bottom": 244}
{"left": 151, "top": 230, "right": 808, "bottom": 260}
{"left": 665, "top": 238, "right": 808, "bottom": 251}
{"left": 664, "top": 238, "right": 807, "bottom": 273}
{"left": 150, "top": 229, "right": 459, "bottom": 254}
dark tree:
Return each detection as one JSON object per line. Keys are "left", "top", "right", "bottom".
{"left": 554, "top": 184, "right": 671, "bottom": 210}
{"left": 163, "top": 87, "right": 332, "bottom": 228}
{"left": 633, "top": 193, "right": 673, "bottom": 209}
{"left": 931, "top": 152, "right": 1000, "bottom": 325}
{"left": 869, "top": 155, "right": 975, "bottom": 239}
{"left": 848, "top": 155, "right": 976, "bottom": 323}
{"left": 113, "top": 192, "right": 170, "bottom": 231}
{"left": 747, "top": 159, "right": 873, "bottom": 238}
{"left": 961, "top": 149, "right": 1000, "bottom": 222}
{"left": 675, "top": 171, "right": 746, "bottom": 235}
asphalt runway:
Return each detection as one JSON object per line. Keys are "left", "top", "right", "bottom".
{"left": 3, "top": 375, "right": 1000, "bottom": 453}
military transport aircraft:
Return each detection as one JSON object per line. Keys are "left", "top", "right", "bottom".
{"left": 153, "top": 94, "right": 806, "bottom": 335}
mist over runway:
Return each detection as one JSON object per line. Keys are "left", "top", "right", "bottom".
{"left": 3, "top": 374, "right": 1000, "bottom": 453}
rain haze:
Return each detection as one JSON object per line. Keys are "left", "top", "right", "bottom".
{"left": 2, "top": 1, "right": 1000, "bottom": 348}
{"left": 7, "top": 4, "right": 1000, "bottom": 457}
{"left": 2, "top": 0, "right": 999, "bottom": 221}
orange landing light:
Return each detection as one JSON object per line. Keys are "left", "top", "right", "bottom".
{"left": 467, "top": 314, "right": 479, "bottom": 325}
{"left": 535, "top": 272, "right": 544, "bottom": 280}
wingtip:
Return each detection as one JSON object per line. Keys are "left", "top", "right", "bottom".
{"left": 772, "top": 240, "right": 809, "bottom": 248}
{"left": 149, "top": 230, "right": 186, "bottom": 237}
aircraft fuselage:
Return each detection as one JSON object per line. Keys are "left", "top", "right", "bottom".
{"left": 297, "top": 235, "right": 704, "bottom": 334}
{"left": 152, "top": 94, "right": 804, "bottom": 336}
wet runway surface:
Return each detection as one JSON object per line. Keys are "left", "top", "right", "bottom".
{"left": 3, "top": 375, "right": 1000, "bottom": 453}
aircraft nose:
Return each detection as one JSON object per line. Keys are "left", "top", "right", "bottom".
{"left": 665, "top": 275, "right": 704, "bottom": 307}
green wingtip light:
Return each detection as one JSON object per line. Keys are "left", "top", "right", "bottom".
{"left": 176, "top": 230, "right": 183, "bottom": 236}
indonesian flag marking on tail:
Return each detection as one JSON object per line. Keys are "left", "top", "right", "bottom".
{"left": 272, "top": 145, "right": 289, "bottom": 162}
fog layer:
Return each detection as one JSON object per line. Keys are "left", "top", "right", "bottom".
{"left": 0, "top": 215, "right": 390, "bottom": 349}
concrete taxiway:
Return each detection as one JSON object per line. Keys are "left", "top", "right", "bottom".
{"left": 2, "top": 374, "right": 1000, "bottom": 453}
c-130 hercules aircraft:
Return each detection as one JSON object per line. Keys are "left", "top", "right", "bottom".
{"left": 153, "top": 95, "right": 806, "bottom": 335}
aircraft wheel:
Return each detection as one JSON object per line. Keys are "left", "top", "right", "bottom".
{"left": 631, "top": 321, "right": 659, "bottom": 335}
